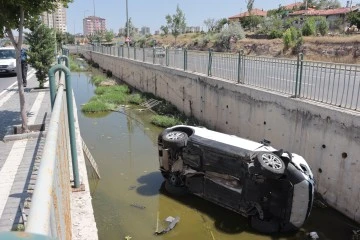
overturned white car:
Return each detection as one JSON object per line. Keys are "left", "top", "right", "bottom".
{"left": 158, "top": 125, "right": 314, "bottom": 233}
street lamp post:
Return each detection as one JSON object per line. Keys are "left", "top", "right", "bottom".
{"left": 126, "top": 0, "right": 129, "bottom": 47}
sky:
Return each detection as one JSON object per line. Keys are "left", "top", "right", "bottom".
{"left": 66, "top": 0, "right": 353, "bottom": 35}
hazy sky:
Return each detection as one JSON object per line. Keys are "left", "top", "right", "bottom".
{"left": 66, "top": 0, "right": 352, "bottom": 34}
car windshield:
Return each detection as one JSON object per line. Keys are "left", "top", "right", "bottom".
{"left": 0, "top": 49, "right": 16, "bottom": 59}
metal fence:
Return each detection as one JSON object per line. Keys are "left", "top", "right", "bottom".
{"left": 26, "top": 78, "right": 72, "bottom": 239}
{"left": 83, "top": 45, "right": 360, "bottom": 111}
{"left": 24, "top": 58, "right": 80, "bottom": 239}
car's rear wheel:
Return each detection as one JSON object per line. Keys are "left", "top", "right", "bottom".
{"left": 254, "top": 152, "right": 285, "bottom": 178}
{"left": 162, "top": 131, "right": 188, "bottom": 149}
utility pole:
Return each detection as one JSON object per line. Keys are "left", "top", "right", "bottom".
{"left": 305, "top": 0, "right": 308, "bottom": 10}
{"left": 126, "top": 0, "right": 129, "bottom": 47}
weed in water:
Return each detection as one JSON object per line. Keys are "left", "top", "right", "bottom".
{"left": 128, "top": 93, "right": 144, "bottom": 105}
{"left": 91, "top": 75, "right": 107, "bottom": 86}
{"left": 82, "top": 100, "right": 113, "bottom": 112}
{"left": 151, "top": 115, "right": 182, "bottom": 128}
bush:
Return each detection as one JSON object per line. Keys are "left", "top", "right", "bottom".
{"left": 214, "top": 22, "right": 245, "bottom": 49}
{"left": 317, "top": 18, "right": 329, "bottom": 36}
{"left": 269, "top": 29, "right": 284, "bottom": 39}
{"left": 150, "top": 115, "right": 182, "bottom": 128}
{"left": 82, "top": 100, "right": 113, "bottom": 112}
{"left": 91, "top": 75, "right": 107, "bottom": 86}
{"left": 302, "top": 18, "right": 316, "bottom": 36}
{"left": 283, "top": 29, "right": 293, "bottom": 49}
{"left": 128, "top": 93, "right": 144, "bottom": 104}
{"left": 283, "top": 27, "right": 303, "bottom": 53}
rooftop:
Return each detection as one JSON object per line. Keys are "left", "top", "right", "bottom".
{"left": 289, "top": 6, "right": 359, "bottom": 16}
{"left": 229, "top": 8, "right": 267, "bottom": 19}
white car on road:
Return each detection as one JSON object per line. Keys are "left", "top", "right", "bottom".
{"left": 0, "top": 47, "right": 16, "bottom": 75}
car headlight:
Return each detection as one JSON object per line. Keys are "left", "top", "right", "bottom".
{"left": 9, "top": 62, "right": 15, "bottom": 68}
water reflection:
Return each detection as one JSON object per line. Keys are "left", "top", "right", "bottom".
{"left": 72, "top": 72, "right": 360, "bottom": 240}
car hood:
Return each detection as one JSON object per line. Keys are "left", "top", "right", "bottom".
{"left": 0, "top": 59, "right": 16, "bottom": 66}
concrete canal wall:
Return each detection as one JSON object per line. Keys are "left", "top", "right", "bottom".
{"left": 83, "top": 51, "right": 360, "bottom": 223}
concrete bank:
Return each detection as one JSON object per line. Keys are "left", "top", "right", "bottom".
{"left": 82, "top": 51, "right": 360, "bottom": 224}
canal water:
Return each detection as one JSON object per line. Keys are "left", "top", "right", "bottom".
{"left": 72, "top": 72, "right": 359, "bottom": 240}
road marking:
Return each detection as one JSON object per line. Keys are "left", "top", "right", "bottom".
{"left": 0, "top": 69, "right": 35, "bottom": 98}
{"left": 0, "top": 85, "right": 44, "bottom": 219}
{"left": 0, "top": 71, "right": 35, "bottom": 108}
{"left": 0, "top": 139, "right": 28, "bottom": 219}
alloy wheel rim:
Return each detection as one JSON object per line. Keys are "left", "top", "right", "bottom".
{"left": 166, "top": 132, "right": 184, "bottom": 140}
{"left": 262, "top": 153, "right": 283, "bottom": 170}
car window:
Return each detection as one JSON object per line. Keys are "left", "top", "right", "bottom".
{"left": 0, "top": 49, "right": 16, "bottom": 59}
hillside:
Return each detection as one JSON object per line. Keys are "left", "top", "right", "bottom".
{"left": 150, "top": 33, "right": 360, "bottom": 64}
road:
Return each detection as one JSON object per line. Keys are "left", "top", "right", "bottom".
{"left": 75, "top": 45, "right": 360, "bottom": 110}
{"left": 0, "top": 74, "right": 17, "bottom": 93}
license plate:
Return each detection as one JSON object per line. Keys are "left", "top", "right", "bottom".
{"left": 0, "top": 70, "right": 6, "bottom": 72}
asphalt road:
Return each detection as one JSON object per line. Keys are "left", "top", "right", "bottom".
{"left": 0, "top": 74, "right": 17, "bottom": 92}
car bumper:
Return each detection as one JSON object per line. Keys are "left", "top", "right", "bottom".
{"left": 0, "top": 68, "right": 16, "bottom": 74}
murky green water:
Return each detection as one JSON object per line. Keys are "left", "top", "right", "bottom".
{"left": 72, "top": 72, "right": 359, "bottom": 240}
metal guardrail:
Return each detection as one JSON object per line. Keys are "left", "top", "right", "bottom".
{"left": 75, "top": 45, "right": 360, "bottom": 111}
{"left": 24, "top": 58, "right": 80, "bottom": 239}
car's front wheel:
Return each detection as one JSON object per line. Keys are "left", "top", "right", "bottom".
{"left": 254, "top": 152, "right": 285, "bottom": 178}
{"left": 164, "top": 180, "right": 188, "bottom": 196}
{"left": 162, "top": 131, "right": 188, "bottom": 149}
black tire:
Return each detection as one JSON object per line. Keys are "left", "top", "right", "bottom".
{"left": 164, "top": 180, "right": 188, "bottom": 196}
{"left": 162, "top": 131, "right": 188, "bottom": 149}
{"left": 254, "top": 152, "right": 285, "bottom": 178}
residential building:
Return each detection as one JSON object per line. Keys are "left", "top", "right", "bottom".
{"left": 141, "top": 26, "right": 150, "bottom": 35}
{"left": 282, "top": 2, "right": 303, "bottom": 10}
{"left": 41, "top": 2, "right": 67, "bottom": 33}
{"left": 185, "top": 26, "right": 201, "bottom": 33}
{"left": 83, "top": 16, "right": 106, "bottom": 35}
{"left": 228, "top": 8, "right": 267, "bottom": 22}
{"left": 289, "top": 6, "right": 360, "bottom": 30}
{"left": 154, "top": 30, "right": 160, "bottom": 35}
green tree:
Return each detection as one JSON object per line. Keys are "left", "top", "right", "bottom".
{"left": 160, "top": 25, "right": 169, "bottom": 35}
{"left": 317, "top": 17, "right": 329, "bottom": 36}
{"left": 125, "top": 17, "right": 136, "bottom": 38}
{"left": 215, "top": 18, "right": 228, "bottom": 32}
{"left": 26, "top": 23, "right": 55, "bottom": 88}
{"left": 87, "top": 34, "right": 96, "bottom": 44}
{"left": 204, "top": 18, "right": 217, "bottom": 32}
{"left": 215, "top": 22, "right": 245, "bottom": 50}
{"left": 241, "top": 15, "right": 263, "bottom": 31}
{"left": 56, "top": 30, "right": 65, "bottom": 52}
{"left": 105, "top": 29, "right": 115, "bottom": 42}
{"left": 245, "top": 0, "right": 255, "bottom": 13}
{"left": 302, "top": 18, "right": 316, "bottom": 36}
{"left": 94, "top": 30, "right": 104, "bottom": 44}
{"left": 64, "top": 32, "right": 75, "bottom": 44}
{"left": 316, "top": 0, "right": 341, "bottom": 9}
{"left": 164, "top": 5, "right": 186, "bottom": 44}
{"left": 347, "top": 12, "right": 360, "bottom": 28}
{"left": 0, "top": 0, "right": 72, "bottom": 132}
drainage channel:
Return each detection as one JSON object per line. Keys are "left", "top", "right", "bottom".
{"left": 72, "top": 71, "right": 360, "bottom": 240}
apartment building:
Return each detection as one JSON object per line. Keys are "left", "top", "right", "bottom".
{"left": 41, "top": 2, "right": 67, "bottom": 33}
{"left": 83, "top": 16, "right": 106, "bottom": 35}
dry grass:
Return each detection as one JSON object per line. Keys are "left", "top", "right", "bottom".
{"left": 304, "top": 35, "right": 360, "bottom": 44}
